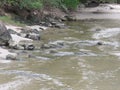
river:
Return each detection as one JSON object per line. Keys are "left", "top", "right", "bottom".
{"left": 0, "top": 19, "right": 120, "bottom": 90}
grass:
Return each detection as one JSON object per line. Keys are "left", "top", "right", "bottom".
{"left": 0, "top": 16, "right": 26, "bottom": 27}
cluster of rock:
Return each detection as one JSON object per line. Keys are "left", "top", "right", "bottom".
{"left": 0, "top": 22, "right": 46, "bottom": 60}
{"left": 0, "top": 20, "right": 68, "bottom": 60}
{"left": 0, "top": 13, "right": 75, "bottom": 60}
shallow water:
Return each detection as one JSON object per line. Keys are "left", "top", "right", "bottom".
{"left": 0, "top": 20, "right": 120, "bottom": 90}
{"left": 75, "top": 13, "right": 120, "bottom": 20}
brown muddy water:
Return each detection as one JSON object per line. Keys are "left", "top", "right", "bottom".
{"left": 0, "top": 20, "right": 120, "bottom": 90}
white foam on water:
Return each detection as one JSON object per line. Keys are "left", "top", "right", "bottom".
{"left": 0, "top": 76, "right": 31, "bottom": 90}
{"left": 0, "top": 60, "right": 11, "bottom": 63}
{"left": 54, "top": 52, "right": 74, "bottom": 56}
{"left": 36, "top": 56, "right": 50, "bottom": 60}
{"left": 0, "top": 70, "right": 64, "bottom": 87}
{"left": 110, "top": 51, "right": 120, "bottom": 57}
{"left": 66, "top": 40, "right": 100, "bottom": 46}
{"left": 77, "top": 57, "right": 120, "bottom": 90}
{"left": 49, "top": 40, "right": 65, "bottom": 45}
{"left": 93, "top": 28, "right": 120, "bottom": 39}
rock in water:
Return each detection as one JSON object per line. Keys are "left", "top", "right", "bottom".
{"left": 0, "top": 22, "right": 12, "bottom": 46}
{"left": 6, "top": 54, "right": 17, "bottom": 60}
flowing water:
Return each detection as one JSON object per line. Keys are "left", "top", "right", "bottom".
{"left": 0, "top": 20, "right": 120, "bottom": 90}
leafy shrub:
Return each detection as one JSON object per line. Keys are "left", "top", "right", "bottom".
{"left": 0, "top": 0, "right": 80, "bottom": 10}
{"left": 62, "top": 0, "right": 80, "bottom": 10}
{"left": 0, "top": 0, "right": 43, "bottom": 9}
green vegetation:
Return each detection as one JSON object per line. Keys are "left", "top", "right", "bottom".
{"left": 62, "top": 0, "right": 79, "bottom": 10}
{"left": 0, "top": 0, "right": 119, "bottom": 11}
{"left": 0, "top": 16, "right": 25, "bottom": 26}
{"left": 0, "top": 0, "right": 80, "bottom": 10}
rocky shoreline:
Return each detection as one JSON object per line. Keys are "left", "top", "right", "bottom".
{"left": 0, "top": 15, "right": 69, "bottom": 61}
{"left": 1, "top": 3, "right": 120, "bottom": 61}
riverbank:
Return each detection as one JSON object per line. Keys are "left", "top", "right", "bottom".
{"left": 1, "top": 3, "right": 120, "bottom": 61}
{"left": 74, "top": 4, "right": 120, "bottom": 20}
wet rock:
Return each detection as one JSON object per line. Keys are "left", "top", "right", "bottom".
{"left": 0, "top": 22, "right": 12, "bottom": 46}
{"left": 64, "top": 15, "right": 76, "bottom": 21}
{"left": 20, "top": 27, "right": 41, "bottom": 40}
{"left": 51, "top": 21, "right": 66, "bottom": 29}
{"left": 28, "top": 54, "right": 36, "bottom": 58}
{"left": 9, "top": 35, "right": 35, "bottom": 50}
{"left": 6, "top": 54, "right": 17, "bottom": 60}
{"left": 55, "top": 23, "right": 66, "bottom": 29}
{"left": 97, "top": 42, "right": 103, "bottom": 45}
{"left": 21, "top": 28, "right": 40, "bottom": 34}
{"left": 8, "top": 29, "right": 18, "bottom": 34}
{"left": 41, "top": 43, "right": 62, "bottom": 49}
{"left": 49, "top": 50, "right": 58, "bottom": 53}
{"left": 11, "top": 43, "right": 35, "bottom": 50}
{"left": 25, "top": 44, "right": 35, "bottom": 50}
{"left": 61, "top": 17, "right": 67, "bottom": 21}
{"left": 26, "top": 25, "right": 47, "bottom": 31}
{"left": 25, "top": 33, "right": 40, "bottom": 40}
{"left": 11, "top": 45, "right": 25, "bottom": 50}
{"left": 9, "top": 34, "right": 33, "bottom": 49}
{"left": 95, "top": 28, "right": 101, "bottom": 31}
{"left": 86, "top": 1, "right": 99, "bottom": 7}
{"left": 41, "top": 44, "right": 51, "bottom": 49}
{"left": 41, "top": 41, "right": 65, "bottom": 49}
{"left": 41, "top": 22, "right": 52, "bottom": 27}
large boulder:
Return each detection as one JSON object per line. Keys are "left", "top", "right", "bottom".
{"left": 0, "top": 22, "right": 12, "bottom": 46}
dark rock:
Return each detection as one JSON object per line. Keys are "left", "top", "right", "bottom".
{"left": 51, "top": 21, "right": 66, "bottom": 29}
{"left": 49, "top": 50, "right": 58, "bottom": 53}
{"left": 9, "top": 44, "right": 25, "bottom": 50}
{"left": 42, "top": 22, "right": 52, "bottom": 27}
{"left": 28, "top": 54, "right": 35, "bottom": 58}
{"left": 61, "top": 17, "right": 67, "bottom": 21}
{"left": 41, "top": 44, "right": 51, "bottom": 49}
{"left": 97, "top": 42, "right": 103, "bottom": 45}
{"left": 26, "top": 44, "right": 35, "bottom": 50}
{"left": 25, "top": 33, "right": 40, "bottom": 40}
{"left": 39, "top": 27, "right": 45, "bottom": 30}
{"left": 8, "top": 29, "right": 18, "bottom": 34}
{"left": 57, "top": 42, "right": 64, "bottom": 46}
{"left": 95, "top": 28, "right": 101, "bottom": 31}
{"left": 9, "top": 39, "right": 35, "bottom": 50}
{"left": 6, "top": 54, "right": 17, "bottom": 60}
{"left": 41, "top": 42, "right": 64, "bottom": 49}
{"left": 41, "top": 44, "right": 57, "bottom": 49}
{"left": 85, "top": 0, "right": 99, "bottom": 7}
{"left": 20, "top": 27, "right": 41, "bottom": 40}
{"left": 21, "top": 28, "right": 39, "bottom": 34}
{"left": 51, "top": 22, "right": 57, "bottom": 26}
{"left": 55, "top": 23, "right": 66, "bottom": 29}
{"left": 64, "top": 15, "right": 76, "bottom": 21}
{"left": 15, "top": 45, "right": 25, "bottom": 50}
{"left": 21, "top": 43, "right": 35, "bottom": 50}
{"left": 0, "top": 22, "right": 12, "bottom": 46}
